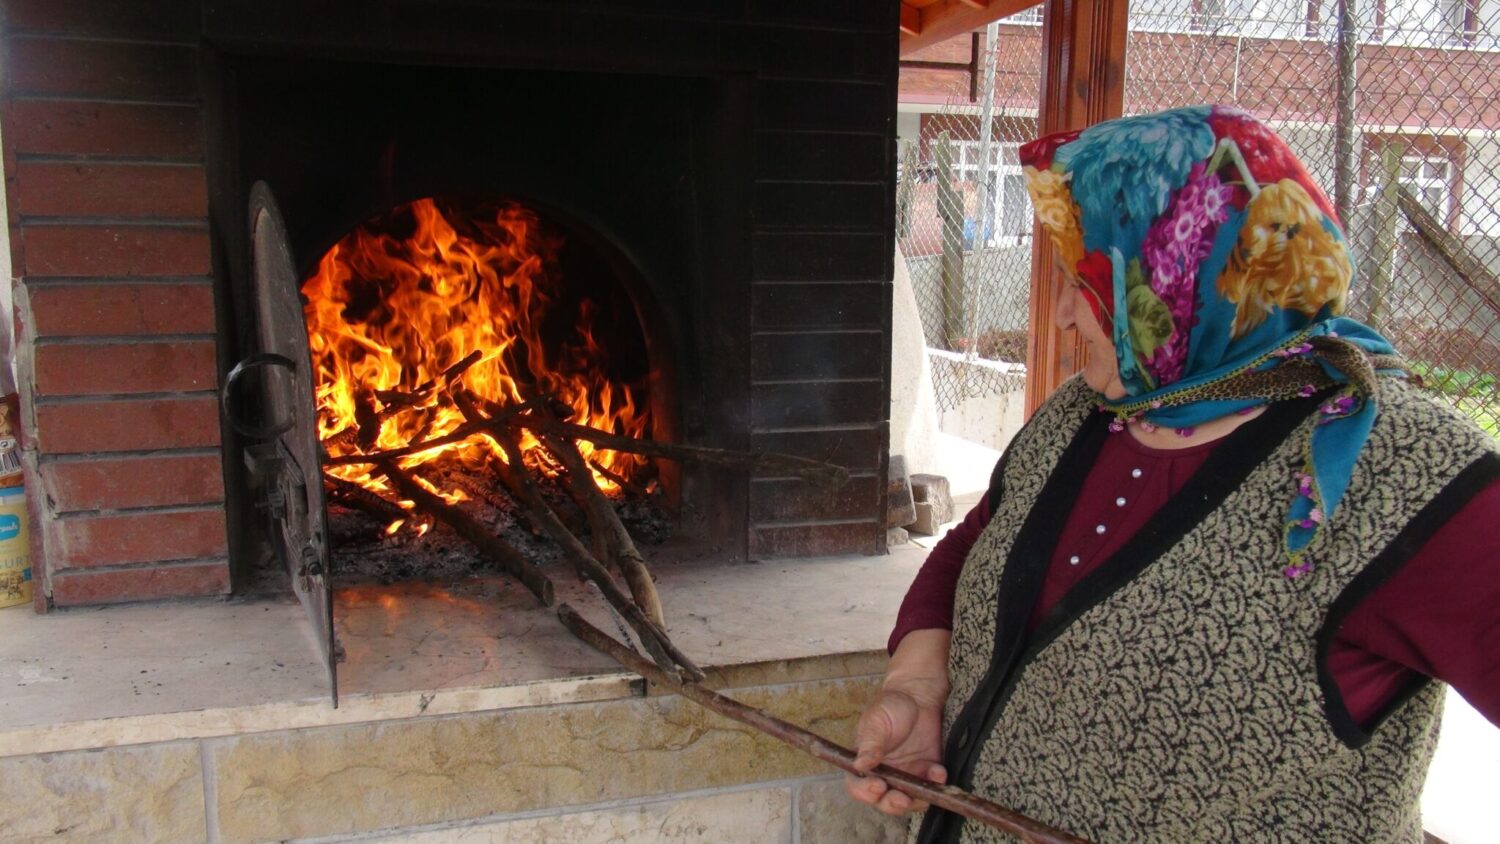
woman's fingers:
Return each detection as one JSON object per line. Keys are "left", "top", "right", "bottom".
{"left": 875, "top": 786, "right": 928, "bottom": 816}
{"left": 843, "top": 772, "right": 889, "bottom": 805}
{"left": 849, "top": 762, "right": 946, "bottom": 817}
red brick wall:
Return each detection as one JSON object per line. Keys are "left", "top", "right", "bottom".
{"left": 900, "top": 25, "right": 1500, "bottom": 131}
{"left": 1, "top": 0, "right": 229, "bottom": 608}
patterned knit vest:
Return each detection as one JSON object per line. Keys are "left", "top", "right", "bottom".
{"left": 916, "top": 376, "right": 1500, "bottom": 844}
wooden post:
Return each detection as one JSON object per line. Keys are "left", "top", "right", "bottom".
{"left": 1368, "top": 142, "right": 1403, "bottom": 330}
{"left": 1024, "top": 0, "right": 1129, "bottom": 417}
{"left": 897, "top": 141, "right": 918, "bottom": 240}
{"left": 936, "top": 130, "right": 967, "bottom": 350}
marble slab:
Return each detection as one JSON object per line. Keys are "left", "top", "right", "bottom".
{"left": 0, "top": 546, "right": 925, "bottom": 756}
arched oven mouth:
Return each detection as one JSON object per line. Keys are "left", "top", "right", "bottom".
{"left": 226, "top": 185, "right": 681, "bottom": 702}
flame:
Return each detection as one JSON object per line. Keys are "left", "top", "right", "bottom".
{"left": 306, "top": 198, "right": 649, "bottom": 509}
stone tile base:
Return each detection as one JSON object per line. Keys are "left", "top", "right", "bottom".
{"left": 0, "top": 667, "right": 893, "bottom": 843}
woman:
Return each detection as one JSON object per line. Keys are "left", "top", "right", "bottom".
{"left": 847, "top": 106, "right": 1499, "bottom": 843}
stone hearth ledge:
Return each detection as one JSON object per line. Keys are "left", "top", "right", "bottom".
{"left": 0, "top": 547, "right": 925, "bottom": 758}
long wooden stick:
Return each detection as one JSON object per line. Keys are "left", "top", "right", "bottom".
{"left": 540, "top": 429, "right": 666, "bottom": 628}
{"left": 557, "top": 604, "right": 1089, "bottom": 844}
{"left": 509, "top": 417, "right": 849, "bottom": 489}
{"left": 378, "top": 462, "right": 555, "bottom": 606}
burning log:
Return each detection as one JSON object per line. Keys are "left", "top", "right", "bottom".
{"left": 372, "top": 351, "right": 486, "bottom": 410}
{"left": 323, "top": 473, "right": 420, "bottom": 532}
{"left": 557, "top": 604, "right": 1089, "bottom": 844}
{"left": 354, "top": 393, "right": 383, "bottom": 451}
{"left": 377, "top": 461, "right": 555, "bottom": 606}
{"left": 323, "top": 396, "right": 550, "bottom": 466}
{"left": 326, "top": 399, "right": 847, "bottom": 493}
{"left": 588, "top": 458, "right": 652, "bottom": 498}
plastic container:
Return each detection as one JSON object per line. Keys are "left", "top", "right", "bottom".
{"left": 0, "top": 486, "right": 31, "bottom": 608}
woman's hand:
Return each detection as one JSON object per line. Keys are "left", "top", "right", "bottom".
{"left": 844, "top": 629, "right": 952, "bottom": 816}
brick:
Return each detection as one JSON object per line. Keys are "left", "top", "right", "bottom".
{"left": 22, "top": 226, "right": 210, "bottom": 276}
{"left": 51, "top": 508, "right": 227, "bottom": 569}
{"left": 748, "top": 0, "right": 892, "bottom": 29}
{"left": 5, "top": 38, "right": 198, "bottom": 100}
{"left": 753, "top": 182, "right": 888, "bottom": 231}
{"left": 750, "top": 521, "right": 882, "bottom": 558}
{"left": 384, "top": 5, "right": 560, "bottom": 61}
{"left": 909, "top": 472, "right": 953, "bottom": 519}
{"left": 886, "top": 454, "right": 915, "bottom": 527}
{"left": 752, "top": 282, "right": 889, "bottom": 329}
{"left": 6, "top": 101, "right": 203, "bottom": 159}
{"left": 757, "top": 132, "right": 888, "bottom": 182}
{"left": 752, "top": 232, "right": 889, "bottom": 281}
{"left": 725, "top": 25, "right": 888, "bottom": 80}
{"left": 27, "top": 282, "right": 215, "bottom": 337}
{"left": 35, "top": 396, "right": 220, "bottom": 454}
{"left": 559, "top": 14, "right": 722, "bottom": 71}
{"left": 751, "top": 426, "right": 883, "bottom": 471}
{"left": 751, "top": 380, "right": 886, "bottom": 428}
{"left": 757, "top": 79, "right": 890, "bottom": 132}
{"left": 750, "top": 475, "right": 879, "bottom": 522}
{"left": 752, "top": 331, "right": 884, "bottom": 381}
{"left": 1, "top": 0, "right": 201, "bottom": 39}
{"left": 42, "top": 453, "right": 224, "bottom": 512}
{"left": 0, "top": 741, "right": 206, "bottom": 839}
{"left": 910, "top": 501, "right": 943, "bottom": 536}
{"left": 34, "top": 340, "right": 217, "bottom": 396}
{"left": 49, "top": 561, "right": 230, "bottom": 605}
{"left": 15, "top": 162, "right": 208, "bottom": 218}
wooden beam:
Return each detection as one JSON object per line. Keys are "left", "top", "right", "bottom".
{"left": 900, "top": 2, "right": 922, "bottom": 36}
{"left": 1024, "top": 0, "right": 1129, "bottom": 417}
{"left": 900, "top": 0, "right": 1040, "bottom": 55}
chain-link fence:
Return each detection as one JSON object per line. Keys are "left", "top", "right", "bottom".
{"left": 897, "top": 16, "right": 1041, "bottom": 411}
{"left": 900, "top": 1, "right": 1500, "bottom": 432}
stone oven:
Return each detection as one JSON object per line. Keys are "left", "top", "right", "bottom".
{"left": 1, "top": 1, "right": 899, "bottom": 614}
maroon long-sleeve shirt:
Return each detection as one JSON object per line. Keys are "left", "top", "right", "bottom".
{"left": 891, "top": 430, "right": 1500, "bottom": 729}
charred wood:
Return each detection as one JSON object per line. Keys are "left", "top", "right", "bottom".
{"left": 378, "top": 462, "right": 555, "bottom": 606}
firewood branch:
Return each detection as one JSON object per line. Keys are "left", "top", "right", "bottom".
{"left": 508, "top": 417, "right": 849, "bottom": 489}
{"left": 539, "top": 426, "right": 666, "bottom": 628}
{"left": 488, "top": 424, "right": 701, "bottom": 681}
{"left": 322, "top": 473, "right": 416, "bottom": 529}
{"left": 324, "top": 396, "right": 548, "bottom": 466}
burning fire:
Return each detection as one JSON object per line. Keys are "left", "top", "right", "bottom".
{"left": 307, "top": 198, "right": 649, "bottom": 506}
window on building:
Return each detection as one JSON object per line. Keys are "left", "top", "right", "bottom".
{"left": 1364, "top": 141, "right": 1458, "bottom": 232}
{"left": 1400, "top": 154, "right": 1454, "bottom": 221}
{"left": 1008, "top": 5, "right": 1043, "bottom": 26}
{"left": 952, "top": 141, "right": 1033, "bottom": 247}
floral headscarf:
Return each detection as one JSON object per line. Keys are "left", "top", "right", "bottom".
{"left": 1021, "top": 105, "right": 1405, "bottom": 578}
